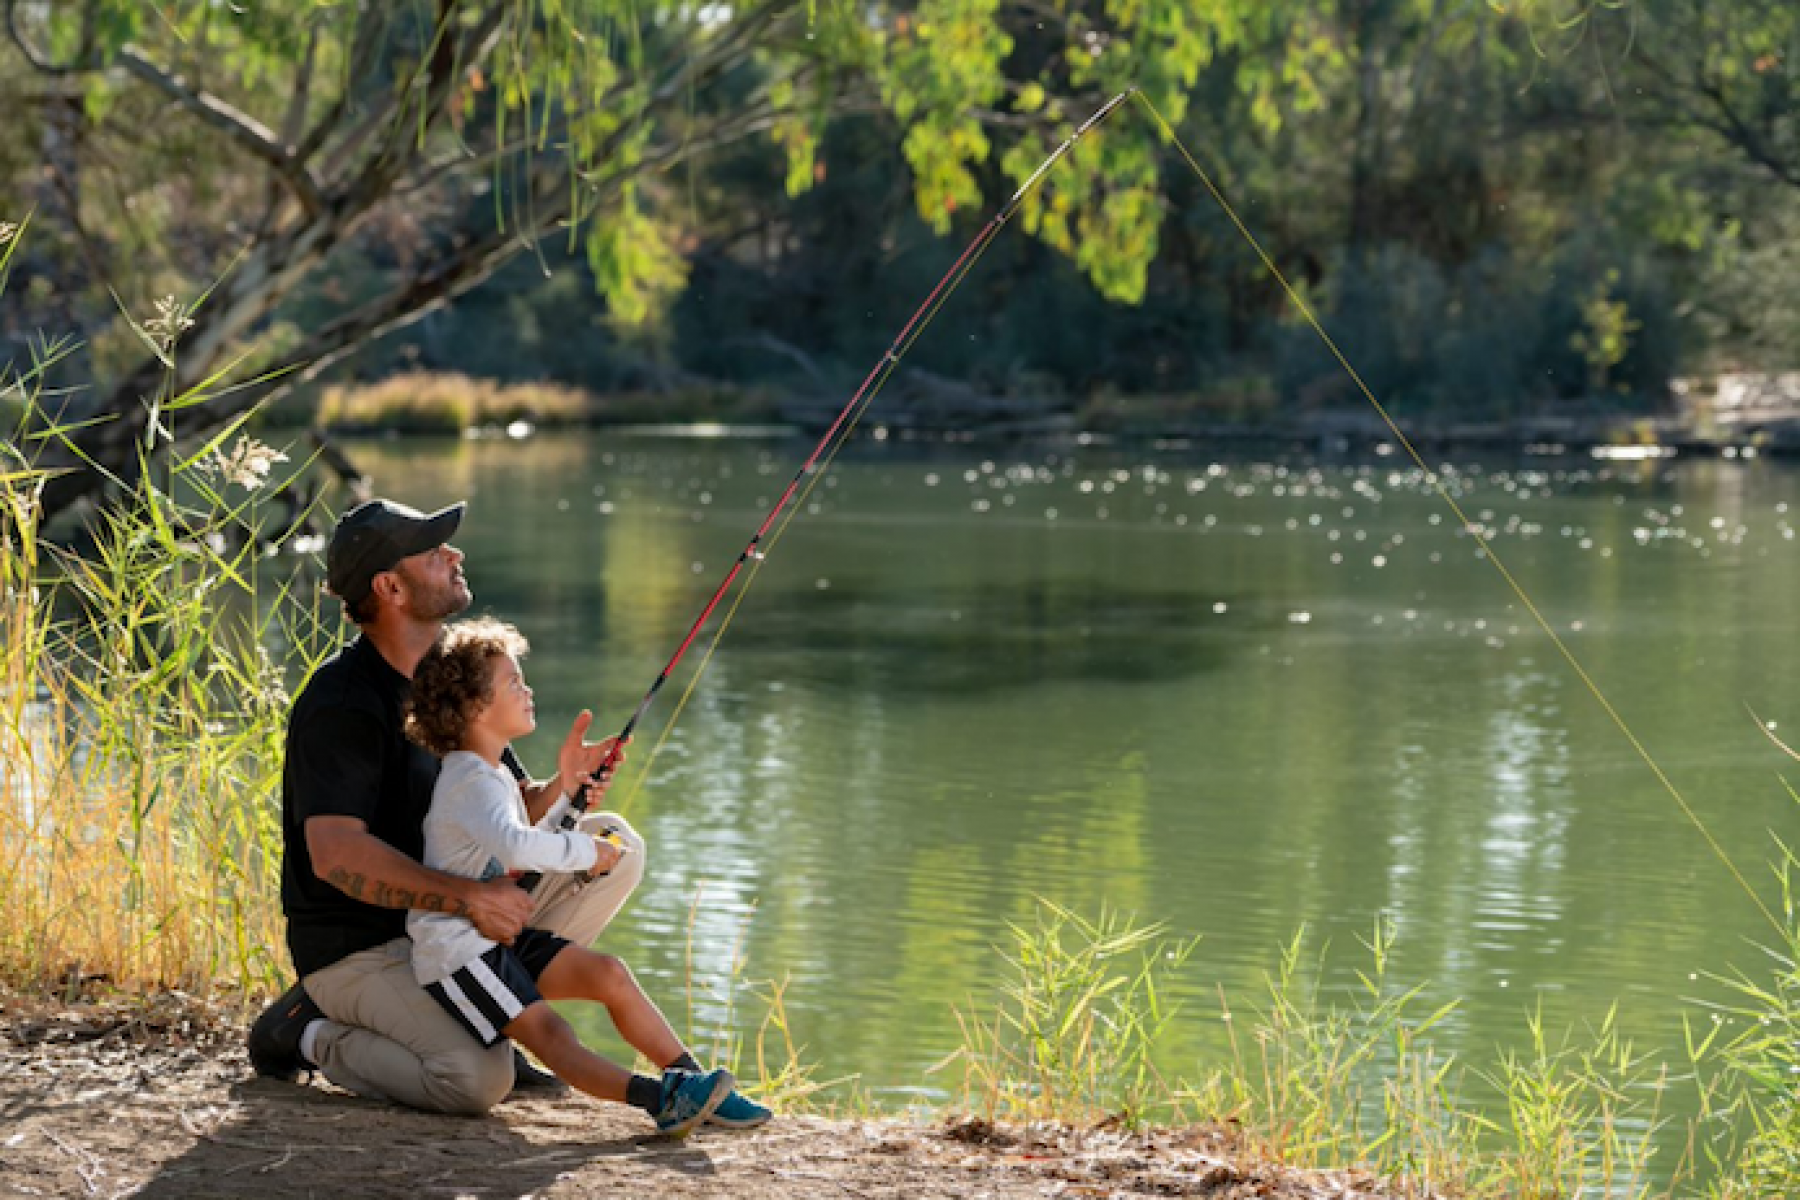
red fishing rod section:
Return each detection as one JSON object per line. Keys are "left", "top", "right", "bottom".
{"left": 518, "top": 88, "right": 1137, "bottom": 890}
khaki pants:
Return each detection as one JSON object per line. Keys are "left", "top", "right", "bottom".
{"left": 302, "top": 812, "right": 647, "bottom": 1114}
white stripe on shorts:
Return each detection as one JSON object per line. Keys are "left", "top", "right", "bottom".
{"left": 468, "top": 956, "right": 527, "bottom": 1023}
{"left": 440, "top": 974, "right": 499, "bottom": 1045}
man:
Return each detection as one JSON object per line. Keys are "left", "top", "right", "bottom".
{"left": 246, "top": 498, "right": 653, "bottom": 1113}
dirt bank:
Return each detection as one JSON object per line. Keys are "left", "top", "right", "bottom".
{"left": 1, "top": 988, "right": 1416, "bottom": 1199}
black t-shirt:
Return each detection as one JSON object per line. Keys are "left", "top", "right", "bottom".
{"left": 281, "top": 635, "right": 440, "bottom": 977}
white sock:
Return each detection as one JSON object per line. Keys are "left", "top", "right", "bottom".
{"left": 297, "top": 1018, "right": 327, "bottom": 1067}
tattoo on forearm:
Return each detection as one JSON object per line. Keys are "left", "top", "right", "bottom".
{"left": 326, "top": 868, "right": 468, "bottom": 916}
{"left": 413, "top": 892, "right": 471, "bottom": 916}
{"left": 369, "top": 880, "right": 411, "bottom": 909}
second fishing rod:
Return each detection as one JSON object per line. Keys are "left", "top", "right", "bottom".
{"left": 515, "top": 89, "right": 1138, "bottom": 892}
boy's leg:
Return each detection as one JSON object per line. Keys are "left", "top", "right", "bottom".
{"left": 504, "top": 1001, "right": 633, "bottom": 1103}
{"left": 535, "top": 944, "right": 686, "bottom": 1069}
{"left": 303, "top": 939, "right": 514, "bottom": 1115}
{"left": 505, "top": 1003, "right": 733, "bottom": 1136}
{"left": 528, "top": 812, "right": 645, "bottom": 948}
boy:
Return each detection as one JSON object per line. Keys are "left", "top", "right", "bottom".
{"left": 405, "top": 616, "right": 770, "bottom": 1134}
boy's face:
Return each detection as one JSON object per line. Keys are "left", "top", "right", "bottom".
{"left": 478, "top": 652, "right": 536, "bottom": 741}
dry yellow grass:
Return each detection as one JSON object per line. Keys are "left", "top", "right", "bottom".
{"left": 0, "top": 472, "right": 308, "bottom": 999}
{"left": 318, "top": 372, "right": 596, "bottom": 432}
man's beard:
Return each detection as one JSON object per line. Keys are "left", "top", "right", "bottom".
{"left": 395, "top": 565, "right": 471, "bottom": 621}
{"left": 413, "top": 585, "right": 471, "bottom": 622}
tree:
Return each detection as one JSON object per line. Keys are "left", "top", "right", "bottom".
{"left": 1, "top": 0, "right": 1216, "bottom": 520}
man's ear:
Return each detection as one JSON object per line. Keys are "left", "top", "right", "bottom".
{"left": 373, "top": 570, "right": 402, "bottom": 607}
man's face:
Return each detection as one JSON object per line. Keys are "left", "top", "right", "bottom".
{"left": 387, "top": 542, "right": 471, "bottom": 621}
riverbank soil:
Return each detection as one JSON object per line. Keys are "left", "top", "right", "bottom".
{"left": 1, "top": 988, "right": 1413, "bottom": 1199}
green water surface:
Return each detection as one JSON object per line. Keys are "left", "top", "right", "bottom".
{"left": 348, "top": 431, "right": 1799, "bottom": 1132}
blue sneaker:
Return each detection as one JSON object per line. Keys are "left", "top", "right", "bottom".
{"left": 653, "top": 1067, "right": 734, "bottom": 1136}
{"left": 706, "top": 1089, "right": 773, "bottom": 1129}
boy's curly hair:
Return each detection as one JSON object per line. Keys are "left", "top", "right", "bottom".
{"left": 406, "top": 617, "right": 530, "bottom": 757}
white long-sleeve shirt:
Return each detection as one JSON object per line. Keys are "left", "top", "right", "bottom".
{"left": 407, "top": 750, "right": 598, "bottom": 985}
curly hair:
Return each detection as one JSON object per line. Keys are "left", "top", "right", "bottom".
{"left": 405, "top": 617, "right": 530, "bottom": 757}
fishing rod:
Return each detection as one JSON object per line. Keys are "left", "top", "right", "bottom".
{"left": 517, "top": 89, "right": 1139, "bottom": 891}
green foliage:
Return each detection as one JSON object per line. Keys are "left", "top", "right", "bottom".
{"left": 947, "top": 900, "right": 1198, "bottom": 1129}
{"left": 1480, "top": 1006, "right": 1668, "bottom": 1198}
{"left": 1192, "top": 917, "right": 1470, "bottom": 1174}
{"left": 585, "top": 185, "right": 690, "bottom": 329}
{"left": 884, "top": 0, "right": 1013, "bottom": 233}
{"left": 1687, "top": 807, "right": 1800, "bottom": 1197}
{"left": 1175, "top": 919, "right": 1685, "bottom": 1196}
{"left": 1572, "top": 270, "right": 1644, "bottom": 395}
{"left": 12, "top": 0, "right": 1800, "bottom": 506}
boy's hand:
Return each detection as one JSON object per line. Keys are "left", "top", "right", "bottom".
{"left": 558, "top": 711, "right": 629, "bottom": 802}
{"left": 587, "top": 830, "right": 627, "bottom": 878}
{"left": 467, "top": 877, "right": 533, "bottom": 944}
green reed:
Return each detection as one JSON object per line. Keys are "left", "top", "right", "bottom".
{"left": 939, "top": 904, "right": 1789, "bottom": 1195}
{"left": 942, "top": 899, "right": 1198, "bottom": 1128}
{"left": 1, "top": 226, "right": 335, "bottom": 998}
{"left": 1181, "top": 916, "right": 1480, "bottom": 1185}
{"left": 1682, "top": 794, "right": 1800, "bottom": 1199}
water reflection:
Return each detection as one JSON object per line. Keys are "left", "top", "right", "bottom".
{"left": 722, "top": 580, "right": 1237, "bottom": 695}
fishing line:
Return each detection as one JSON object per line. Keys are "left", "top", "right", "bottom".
{"left": 1130, "top": 91, "right": 1781, "bottom": 935}
{"left": 525, "top": 91, "right": 1138, "bottom": 867}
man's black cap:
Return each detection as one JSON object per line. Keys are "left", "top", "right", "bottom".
{"left": 326, "top": 499, "right": 465, "bottom": 607}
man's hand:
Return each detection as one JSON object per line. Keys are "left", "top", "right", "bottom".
{"left": 557, "top": 710, "right": 629, "bottom": 804}
{"left": 466, "top": 877, "right": 534, "bottom": 944}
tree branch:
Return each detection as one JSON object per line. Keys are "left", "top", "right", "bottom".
{"left": 112, "top": 46, "right": 329, "bottom": 219}
{"left": 4, "top": 0, "right": 102, "bottom": 73}
{"left": 395, "top": 4, "right": 788, "bottom": 201}
{"left": 5, "top": 2, "right": 329, "bottom": 219}
{"left": 185, "top": 101, "right": 792, "bottom": 431}
{"left": 336, "top": 2, "right": 508, "bottom": 203}
{"left": 1631, "top": 43, "right": 1800, "bottom": 190}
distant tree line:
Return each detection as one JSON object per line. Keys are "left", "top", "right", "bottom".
{"left": 3, "top": 1, "right": 1800, "bottom": 515}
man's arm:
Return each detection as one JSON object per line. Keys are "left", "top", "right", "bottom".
{"left": 306, "top": 815, "right": 533, "bottom": 942}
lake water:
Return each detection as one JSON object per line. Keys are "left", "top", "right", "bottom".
{"left": 349, "top": 430, "right": 1799, "bottom": 1143}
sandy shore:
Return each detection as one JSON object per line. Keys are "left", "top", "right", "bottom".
{"left": 0, "top": 987, "right": 1417, "bottom": 1199}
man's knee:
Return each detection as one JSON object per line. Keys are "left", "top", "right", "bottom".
{"left": 428, "top": 1042, "right": 514, "bottom": 1115}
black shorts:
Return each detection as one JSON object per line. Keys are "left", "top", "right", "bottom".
{"left": 423, "top": 928, "right": 571, "bottom": 1048}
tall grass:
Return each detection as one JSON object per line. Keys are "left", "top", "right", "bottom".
{"left": 307, "top": 371, "right": 777, "bottom": 434}
{"left": 679, "top": 887, "right": 850, "bottom": 1113}
{"left": 0, "top": 461, "right": 335, "bottom": 997}
{"left": 943, "top": 900, "right": 1197, "bottom": 1128}
{"left": 1685, "top": 804, "right": 1800, "bottom": 1199}
{"left": 1189, "top": 918, "right": 1478, "bottom": 1178}
{"left": 1193, "top": 918, "right": 1667, "bottom": 1194}
{"left": 939, "top": 903, "right": 1800, "bottom": 1195}
{"left": 0, "top": 229, "right": 336, "bottom": 998}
